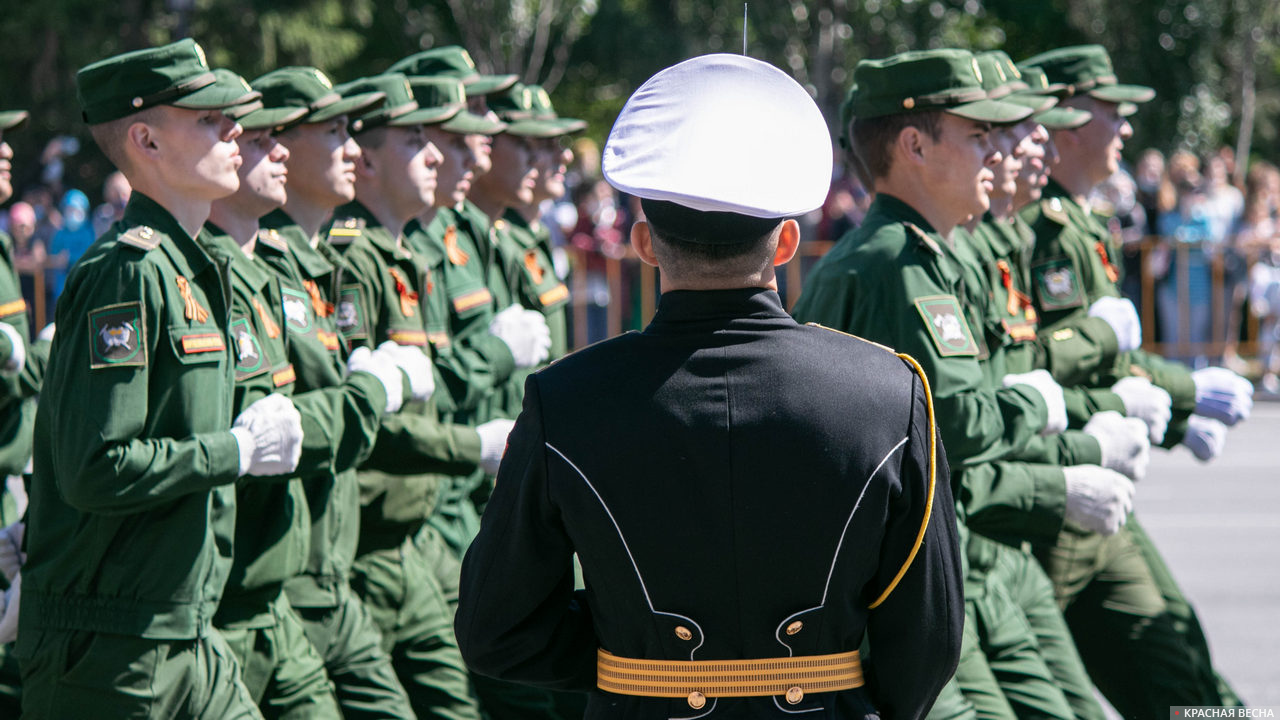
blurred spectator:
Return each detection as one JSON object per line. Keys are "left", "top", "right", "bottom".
{"left": 1156, "top": 151, "right": 1213, "bottom": 365}
{"left": 92, "top": 170, "right": 131, "bottom": 237}
{"left": 570, "top": 179, "right": 627, "bottom": 343}
{"left": 7, "top": 202, "right": 47, "bottom": 334}
{"left": 1238, "top": 162, "right": 1280, "bottom": 391}
{"left": 818, "top": 165, "right": 871, "bottom": 242}
{"left": 48, "top": 188, "right": 91, "bottom": 303}
{"left": 21, "top": 185, "right": 60, "bottom": 249}
{"left": 1134, "top": 149, "right": 1164, "bottom": 236}
{"left": 1090, "top": 165, "right": 1147, "bottom": 312}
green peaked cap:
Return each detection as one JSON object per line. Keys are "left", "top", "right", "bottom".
{"left": 1019, "top": 45, "right": 1154, "bottom": 104}
{"left": 406, "top": 77, "right": 507, "bottom": 135}
{"left": 251, "top": 66, "right": 386, "bottom": 131}
{"left": 336, "top": 73, "right": 458, "bottom": 134}
{"left": 388, "top": 46, "right": 517, "bottom": 96}
{"left": 843, "top": 49, "right": 1033, "bottom": 126}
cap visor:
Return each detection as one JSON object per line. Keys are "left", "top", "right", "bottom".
{"left": 1118, "top": 102, "right": 1138, "bottom": 118}
{"left": 946, "top": 98, "right": 1033, "bottom": 123}
{"left": 0, "top": 111, "right": 29, "bottom": 131}
{"left": 1090, "top": 83, "right": 1155, "bottom": 104}
{"left": 1035, "top": 106, "right": 1092, "bottom": 130}
{"left": 172, "top": 81, "right": 263, "bottom": 112}
{"left": 309, "top": 92, "right": 387, "bottom": 124}
{"left": 237, "top": 106, "right": 308, "bottom": 131}
{"left": 502, "top": 119, "right": 572, "bottom": 138}
{"left": 465, "top": 74, "right": 519, "bottom": 96}
{"left": 388, "top": 105, "right": 461, "bottom": 127}
{"left": 550, "top": 117, "right": 587, "bottom": 135}
{"left": 1004, "top": 93, "right": 1057, "bottom": 116}
{"left": 441, "top": 111, "right": 507, "bottom": 135}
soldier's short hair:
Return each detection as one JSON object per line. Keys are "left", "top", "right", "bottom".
{"left": 642, "top": 199, "right": 780, "bottom": 281}
{"left": 847, "top": 111, "right": 943, "bottom": 186}
{"left": 88, "top": 107, "right": 165, "bottom": 174}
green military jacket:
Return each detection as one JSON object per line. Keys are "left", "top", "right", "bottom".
{"left": 498, "top": 209, "right": 570, "bottom": 361}
{"left": 0, "top": 229, "right": 49, "bottom": 481}
{"left": 1023, "top": 180, "right": 1196, "bottom": 446}
{"left": 22, "top": 193, "right": 241, "bottom": 643}
{"left": 792, "top": 194, "right": 1067, "bottom": 545}
{"left": 329, "top": 203, "right": 481, "bottom": 554}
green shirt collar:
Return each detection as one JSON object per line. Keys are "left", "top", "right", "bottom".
{"left": 123, "top": 192, "right": 213, "bottom": 278}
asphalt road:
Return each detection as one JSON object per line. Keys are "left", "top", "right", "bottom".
{"left": 1127, "top": 400, "right": 1280, "bottom": 707}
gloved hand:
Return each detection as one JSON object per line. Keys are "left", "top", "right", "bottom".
{"left": 489, "top": 305, "right": 551, "bottom": 369}
{"left": 0, "top": 522, "right": 24, "bottom": 582}
{"left": 476, "top": 419, "right": 516, "bottom": 476}
{"left": 1192, "top": 367, "right": 1253, "bottom": 426}
{"left": 1002, "top": 369, "right": 1067, "bottom": 435}
{"left": 1063, "top": 465, "right": 1135, "bottom": 535}
{"left": 374, "top": 341, "right": 435, "bottom": 403}
{"left": 230, "top": 393, "right": 304, "bottom": 477}
{"left": 1111, "top": 376, "right": 1173, "bottom": 444}
{"left": 347, "top": 345, "right": 405, "bottom": 414}
{"left": 1183, "top": 415, "right": 1228, "bottom": 462}
{"left": 1088, "top": 296, "right": 1142, "bottom": 352}
{"left": 1083, "top": 410, "right": 1151, "bottom": 481}
{"left": 36, "top": 323, "right": 55, "bottom": 343}
{"left": 0, "top": 574, "right": 20, "bottom": 644}
{"left": 0, "top": 323, "right": 25, "bottom": 373}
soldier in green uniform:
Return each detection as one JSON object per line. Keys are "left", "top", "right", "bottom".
{"left": 327, "top": 73, "right": 491, "bottom": 720}
{"left": 246, "top": 65, "right": 422, "bottom": 720}
{"left": 1017, "top": 45, "right": 1250, "bottom": 714}
{"left": 17, "top": 40, "right": 298, "bottom": 719}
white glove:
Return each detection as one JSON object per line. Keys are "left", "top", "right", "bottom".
{"left": 1063, "top": 465, "right": 1135, "bottom": 536}
{"left": 476, "top": 419, "right": 516, "bottom": 476}
{"left": 489, "top": 305, "right": 551, "bottom": 368}
{"left": 0, "top": 323, "right": 24, "bottom": 373}
{"left": 347, "top": 345, "right": 405, "bottom": 414}
{"left": 230, "top": 393, "right": 304, "bottom": 477}
{"left": 374, "top": 341, "right": 435, "bottom": 403}
{"left": 0, "top": 523, "right": 23, "bottom": 582}
{"left": 1083, "top": 410, "right": 1151, "bottom": 481}
{"left": 1183, "top": 415, "right": 1228, "bottom": 462}
{"left": 1088, "top": 296, "right": 1142, "bottom": 352}
{"left": 1003, "top": 369, "right": 1067, "bottom": 435}
{"left": 36, "top": 323, "right": 55, "bottom": 343}
{"left": 1192, "top": 367, "right": 1254, "bottom": 426}
{"left": 1111, "top": 376, "right": 1172, "bottom": 444}
{"left": 0, "top": 574, "right": 20, "bottom": 644}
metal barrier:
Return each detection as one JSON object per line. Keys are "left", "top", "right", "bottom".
{"left": 561, "top": 238, "right": 1272, "bottom": 365}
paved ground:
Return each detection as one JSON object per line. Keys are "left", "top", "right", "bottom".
{"left": 1124, "top": 400, "right": 1280, "bottom": 707}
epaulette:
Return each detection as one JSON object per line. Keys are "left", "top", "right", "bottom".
{"left": 804, "top": 322, "right": 898, "bottom": 355}
{"left": 905, "top": 222, "right": 941, "bottom": 255}
{"left": 117, "top": 225, "right": 161, "bottom": 251}
{"left": 327, "top": 217, "right": 366, "bottom": 245}
{"left": 257, "top": 227, "right": 288, "bottom": 253}
{"left": 1040, "top": 197, "right": 1070, "bottom": 226}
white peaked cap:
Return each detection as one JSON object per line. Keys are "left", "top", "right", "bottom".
{"left": 602, "top": 54, "right": 833, "bottom": 219}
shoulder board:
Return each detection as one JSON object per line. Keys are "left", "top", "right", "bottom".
{"left": 327, "top": 217, "right": 366, "bottom": 244}
{"left": 804, "top": 322, "right": 898, "bottom": 355}
{"left": 117, "top": 225, "right": 162, "bottom": 251}
{"left": 257, "top": 228, "right": 288, "bottom": 253}
{"left": 1040, "top": 197, "right": 1070, "bottom": 226}
{"left": 905, "top": 222, "right": 941, "bottom": 255}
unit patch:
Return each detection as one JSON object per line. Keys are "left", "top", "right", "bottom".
{"left": 336, "top": 285, "right": 368, "bottom": 339}
{"left": 914, "top": 294, "right": 979, "bottom": 356}
{"left": 89, "top": 301, "right": 147, "bottom": 368}
{"left": 230, "top": 318, "right": 267, "bottom": 380}
{"left": 281, "top": 287, "right": 313, "bottom": 334}
{"left": 1032, "top": 257, "right": 1084, "bottom": 310}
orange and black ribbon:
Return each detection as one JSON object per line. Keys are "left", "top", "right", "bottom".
{"left": 252, "top": 297, "right": 281, "bottom": 339}
{"left": 444, "top": 226, "right": 469, "bottom": 266}
{"left": 388, "top": 268, "right": 419, "bottom": 318}
{"left": 175, "top": 276, "right": 209, "bottom": 323}
{"left": 302, "top": 280, "right": 334, "bottom": 318}
{"left": 525, "top": 250, "right": 545, "bottom": 285}
{"left": 996, "top": 260, "right": 1034, "bottom": 317}
{"left": 1095, "top": 241, "right": 1120, "bottom": 283}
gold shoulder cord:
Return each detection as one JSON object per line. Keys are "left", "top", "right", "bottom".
{"left": 868, "top": 352, "right": 937, "bottom": 610}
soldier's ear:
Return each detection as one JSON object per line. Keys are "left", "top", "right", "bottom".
{"left": 631, "top": 220, "right": 658, "bottom": 268}
{"left": 772, "top": 219, "right": 799, "bottom": 267}
{"left": 896, "top": 126, "right": 928, "bottom": 168}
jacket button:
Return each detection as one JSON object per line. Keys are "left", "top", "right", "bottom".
{"left": 674, "top": 626, "right": 692, "bottom": 641}
{"left": 785, "top": 621, "right": 803, "bottom": 636}
{"left": 786, "top": 686, "right": 804, "bottom": 705}
{"left": 687, "top": 691, "right": 706, "bottom": 709}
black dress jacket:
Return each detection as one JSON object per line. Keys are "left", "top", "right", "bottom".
{"left": 457, "top": 288, "right": 963, "bottom": 720}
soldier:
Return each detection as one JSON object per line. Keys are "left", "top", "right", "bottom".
{"left": 1018, "top": 44, "right": 1251, "bottom": 714}
{"left": 17, "top": 40, "right": 300, "bottom": 719}
{"left": 457, "top": 53, "right": 963, "bottom": 720}
{"left": 246, "top": 65, "right": 423, "bottom": 719}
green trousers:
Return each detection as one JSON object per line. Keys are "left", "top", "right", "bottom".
{"left": 293, "top": 586, "right": 417, "bottom": 720}
{"left": 219, "top": 591, "right": 342, "bottom": 719}
{"left": 351, "top": 533, "right": 481, "bottom": 720}
{"left": 18, "top": 628, "right": 263, "bottom": 719}
{"left": 1037, "top": 519, "right": 1225, "bottom": 717}
{"left": 925, "top": 621, "right": 986, "bottom": 720}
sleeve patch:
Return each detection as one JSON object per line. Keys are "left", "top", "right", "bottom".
{"left": 89, "top": 301, "right": 147, "bottom": 368}
{"left": 280, "top": 287, "right": 314, "bottom": 335}
{"left": 1032, "top": 257, "right": 1085, "bottom": 311}
{"left": 335, "top": 285, "right": 368, "bottom": 339}
{"left": 230, "top": 318, "right": 268, "bottom": 381}
{"left": 913, "top": 294, "right": 979, "bottom": 357}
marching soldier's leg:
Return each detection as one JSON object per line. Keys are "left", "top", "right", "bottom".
{"left": 260, "top": 598, "right": 343, "bottom": 720}
{"left": 203, "top": 630, "right": 271, "bottom": 720}
{"left": 941, "top": 617, "right": 1011, "bottom": 720}
{"left": 295, "top": 594, "right": 418, "bottom": 720}
{"left": 972, "top": 578, "right": 1075, "bottom": 720}
{"left": 1124, "top": 515, "right": 1244, "bottom": 707}
{"left": 997, "top": 548, "right": 1106, "bottom": 720}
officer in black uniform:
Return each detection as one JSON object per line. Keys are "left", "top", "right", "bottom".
{"left": 456, "top": 53, "right": 963, "bottom": 720}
